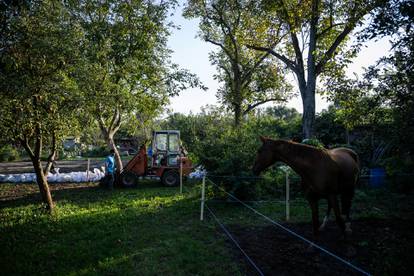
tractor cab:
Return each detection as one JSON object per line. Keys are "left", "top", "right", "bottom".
{"left": 151, "top": 130, "right": 181, "bottom": 167}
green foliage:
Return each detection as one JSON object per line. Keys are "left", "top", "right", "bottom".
{"left": 161, "top": 105, "right": 302, "bottom": 199}
{"left": 82, "top": 146, "right": 109, "bottom": 158}
{"left": 184, "top": 0, "right": 292, "bottom": 125}
{"left": 301, "top": 138, "right": 324, "bottom": 149}
{"left": 73, "top": 0, "right": 205, "bottom": 141}
{"left": 314, "top": 106, "right": 347, "bottom": 146}
{"left": 0, "top": 0, "right": 84, "bottom": 148}
{"left": 381, "top": 156, "right": 414, "bottom": 176}
{"left": 0, "top": 145, "right": 20, "bottom": 162}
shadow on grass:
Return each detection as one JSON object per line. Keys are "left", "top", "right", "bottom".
{"left": 0, "top": 180, "right": 193, "bottom": 209}
{"left": 0, "top": 184, "right": 239, "bottom": 276}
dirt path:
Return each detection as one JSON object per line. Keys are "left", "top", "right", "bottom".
{"left": 228, "top": 219, "right": 414, "bottom": 276}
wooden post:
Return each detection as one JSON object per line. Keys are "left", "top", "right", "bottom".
{"left": 286, "top": 170, "right": 290, "bottom": 221}
{"left": 87, "top": 158, "right": 90, "bottom": 182}
{"left": 180, "top": 157, "right": 183, "bottom": 194}
{"left": 200, "top": 175, "right": 206, "bottom": 221}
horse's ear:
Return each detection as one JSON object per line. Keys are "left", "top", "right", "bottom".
{"left": 259, "top": 136, "right": 266, "bottom": 143}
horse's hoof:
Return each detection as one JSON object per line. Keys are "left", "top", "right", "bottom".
{"left": 319, "top": 216, "right": 328, "bottom": 232}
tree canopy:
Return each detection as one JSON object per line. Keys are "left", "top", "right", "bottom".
{"left": 0, "top": 0, "right": 85, "bottom": 210}
{"left": 237, "top": 0, "right": 381, "bottom": 138}
{"left": 184, "top": 0, "right": 292, "bottom": 126}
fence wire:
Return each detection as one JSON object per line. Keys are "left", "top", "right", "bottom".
{"left": 204, "top": 176, "right": 372, "bottom": 276}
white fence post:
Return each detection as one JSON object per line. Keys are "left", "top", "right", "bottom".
{"left": 285, "top": 170, "right": 290, "bottom": 221}
{"left": 200, "top": 175, "right": 206, "bottom": 221}
{"left": 180, "top": 157, "right": 183, "bottom": 194}
{"left": 87, "top": 158, "right": 90, "bottom": 182}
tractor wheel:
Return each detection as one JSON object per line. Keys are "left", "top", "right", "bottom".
{"left": 120, "top": 171, "right": 138, "bottom": 188}
{"left": 162, "top": 170, "right": 179, "bottom": 187}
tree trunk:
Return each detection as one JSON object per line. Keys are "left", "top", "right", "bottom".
{"left": 233, "top": 63, "right": 243, "bottom": 127}
{"left": 21, "top": 133, "right": 54, "bottom": 212}
{"left": 32, "top": 157, "right": 54, "bottom": 211}
{"left": 44, "top": 131, "right": 57, "bottom": 175}
{"left": 107, "top": 134, "right": 123, "bottom": 174}
{"left": 234, "top": 103, "right": 241, "bottom": 127}
{"left": 345, "top": 128, "right": 350, "bottom": 145}
{"left": 300, "top": 80, "right": 316, "bottom": 139}
{"left": 97, "top": 110, "right": 123, "bottom": 176}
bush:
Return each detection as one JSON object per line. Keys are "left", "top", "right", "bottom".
{"left": 82, "top": 146, "right": 109, "bottom": 158}
{"left": 0, "top": 145, "right": 20, "bottom": 162}
{"left": 161, "top": 106, "right": 302, "bottom": 200}
{"left": 301, "top": 138, "right": 325, "bottom": 148}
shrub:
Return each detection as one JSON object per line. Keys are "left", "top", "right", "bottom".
{"left": 0, "top": 145, "right": 20, "bottom": 162}
{"left": 301, "top": 138, "right": 325, "bottom": 148}
{"left": 82, "top": 146, "right": 109, "bottom": 158}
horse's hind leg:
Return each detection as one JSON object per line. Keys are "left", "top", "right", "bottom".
{"left": 328, "top": 195, "right": 346, "bottom": 235}
{"left": 341, "top": 192, "right": 354, "bottom": 234}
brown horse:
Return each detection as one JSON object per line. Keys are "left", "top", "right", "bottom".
{"left": 252, "top": 137, "right": 360, "bottom": 237}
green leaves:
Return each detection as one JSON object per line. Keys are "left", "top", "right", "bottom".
{"left": 185, "top": 0, "right": 291, "bottom": 125}
{"left": 0, "top": 0, "right": 84, "bottom": 145}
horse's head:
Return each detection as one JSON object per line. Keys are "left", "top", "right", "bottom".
{"left": 252, "top": 136, "right": 277, "bottom": 175}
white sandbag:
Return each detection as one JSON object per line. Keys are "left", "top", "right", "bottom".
{"left": 54, "top": 173, "right": 72, "bottom": 183}
{"left": 47, "top": 172, "right": 57, "bottom": 182}
{"left": 22, "top": 173, "right": 36, "bottom": 182}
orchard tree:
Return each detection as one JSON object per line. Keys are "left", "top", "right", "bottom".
{"left": 245, "top": 0, "right": 381, "bottom": 138}
{"left": 364, "top": 0, "right": 413, "bottom": 151}
{"left": 325, "top": 0, "right": 414, "bottom": 151}
{"left": 0, "top": 0, "right": 83, "bottom": 211}
{"left": 74, "top": 0, "right": 205, "bottom": 174}
{"left": 184, "top": 0, "right": 291, "bottom": 126}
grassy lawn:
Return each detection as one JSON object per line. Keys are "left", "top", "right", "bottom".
{"left": 1, "top": 180, "right": 413, "bottom": 275}
{"left": 0, "top": 181, "right": 242, "bottom": 276}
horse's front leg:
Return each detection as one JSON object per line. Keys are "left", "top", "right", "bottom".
{"left": 308, "top": 198, "right": 320, "bottom": 237}
{"left": 327, "top": 195, "right": 346, "bottom": 236}
{"left": 319, "top": 201, "right": 331, "bottom": 231}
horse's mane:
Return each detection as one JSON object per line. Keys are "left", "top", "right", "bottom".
{"left": 270, "top": 139, "right": 331, "bottom": 161}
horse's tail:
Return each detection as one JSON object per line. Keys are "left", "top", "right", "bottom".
{"left": 339, "top": 148, "right": 360, "bottom": 194}
{"left": 347, "top": 149, "right": 361, "bottom": 191}
{"left": 346, "top": 149, "right": 360, "bottom": 169}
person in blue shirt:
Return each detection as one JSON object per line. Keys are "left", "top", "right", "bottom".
{"left": 105, "top": 149, "right": 116, "bottom": 189}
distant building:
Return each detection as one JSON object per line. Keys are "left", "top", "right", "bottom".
{"left": 63, "top": 137, "right": 80, "bottom": 150}
{"left": 115, "top": 137, "right": 139, "bottom": 155}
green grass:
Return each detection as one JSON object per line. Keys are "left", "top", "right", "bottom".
{"left": 0, "top": 182, "right": 242, "bottom": 276}
{"left": 1, "top": 181, "right": 413, "bottom": 276}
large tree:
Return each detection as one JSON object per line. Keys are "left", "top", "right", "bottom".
{"left": 245, "top": 0, "right": 380, "bottom": 138}
{"left": 0, "top": 0, "right": 83, "bottom": 211}
{"left": 184, "top": 0, "right": 291, "bottom": 126}
{"left": 74, "top": 0, "right": 204, "bottom": 175}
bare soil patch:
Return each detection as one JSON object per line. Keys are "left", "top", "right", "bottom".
{"left": 228, "top": 218, "right": 414, "bottom": 276}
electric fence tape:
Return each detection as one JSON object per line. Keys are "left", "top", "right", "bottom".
{"left": 206, "top": 177, "right": 371, "bottom": 276}
{"left": 205, "top": 204, "right": 265, "bottom": 276}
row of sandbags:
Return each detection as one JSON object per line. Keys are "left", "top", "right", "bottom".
{"left": 0, "top": 168, "right": 105, "bottom": 183}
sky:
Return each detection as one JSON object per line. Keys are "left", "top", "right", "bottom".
{"left": 166, "top": 3, "right": 391, "bottom": 115}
